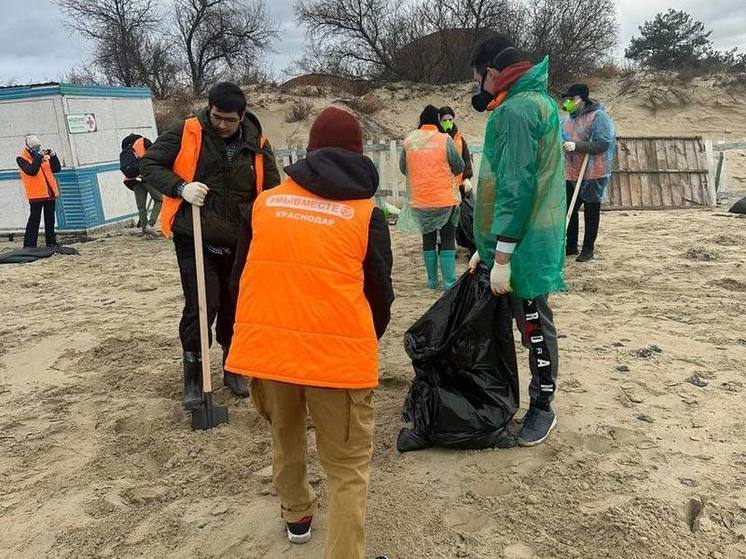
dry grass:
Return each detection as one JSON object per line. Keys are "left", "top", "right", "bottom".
{"left": 285, "top": 101, "right": 313, "bottom": 123}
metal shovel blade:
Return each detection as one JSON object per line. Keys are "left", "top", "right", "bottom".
{"left": 191, "top": 392, "right": 229, "bottom": 431}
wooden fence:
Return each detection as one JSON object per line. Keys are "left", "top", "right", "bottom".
{"left": 275, "top": 135, "right": 717, "bottom": 210}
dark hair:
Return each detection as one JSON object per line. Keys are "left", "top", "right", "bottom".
{"left": 419, "top": 105, "right": 442, "bottom": 130}
{"left": 208, "top": 82, "right": 246, "bottom": 115}
{"left": 439, "top": 106, "right": 455, "bottom": 119}
{"left": 470, "top": 34, "right": 520, "bottom": 73}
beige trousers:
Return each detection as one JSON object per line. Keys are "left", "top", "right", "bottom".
{"left": 252, "top": 379, "right": 375, "bottom": 559}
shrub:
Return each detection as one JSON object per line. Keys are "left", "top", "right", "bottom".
{"left": 285, "top": 101, "right": 313, "bottom": 123}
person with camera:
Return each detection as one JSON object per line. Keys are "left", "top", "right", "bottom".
{"left": 17, "top": 135, "right": 62, "bottom": 248}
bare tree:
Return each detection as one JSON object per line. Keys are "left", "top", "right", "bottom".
{"left": 174, "top": 0, "right": 278, "bottom": 94}
{"left": 295, "top": 0, "right": 409, "bottom": 79}
{"left": 521, "top": 0, "right": 617, "bottom": 85}
{"left": 56, "top": 0, "right": 180, "bottom": 97}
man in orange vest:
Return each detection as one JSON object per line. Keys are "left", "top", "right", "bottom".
{"left": 120, "top": 134, "right": 161, "bottom": 235}
{"left": 140, "top": 82, "right": 281, "bottom": 406}
{"left": 17, "top": 135, "right": 61, "bottom": 248}
{"left": 438, "top": 106, "right": 474, "bottom": 195}
{"left": 226, "top": 107, "right": 394, "bottom": 559}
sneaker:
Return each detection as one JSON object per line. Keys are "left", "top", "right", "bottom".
{"left": 576, "top": 249, "right": 594, "bottom": 262}
{"left": 518, "top": 406, "right": 557, "bottom": 447}
{"left": 287, "top": 516, "right": 312, "bottom": 544}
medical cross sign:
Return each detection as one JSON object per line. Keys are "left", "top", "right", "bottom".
{"left": 66, "top": 113, "right": 98, "bottom": 134}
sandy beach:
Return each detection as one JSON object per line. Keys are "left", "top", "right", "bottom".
{"left": 1, "top": 206, "right": 745, "bottom": 558}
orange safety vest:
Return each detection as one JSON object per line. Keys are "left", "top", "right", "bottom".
{"left": 453, "top": 132, "right": 464, "bottom": 185}
{"left": 160, "top": 118, "right": 267, "bottom": 237}
{"left": 18, "top": 149, "right": 59, "bottom": 201}
{"left": 226, "top": 178, "right": 379, "bottom": 389}
{"left": 403, "top": 124, "right": 458, "bottom": 209}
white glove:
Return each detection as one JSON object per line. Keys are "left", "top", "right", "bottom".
{"left": 468, "top": 251, "right": 481, "bottom": 273}
{"left": 563, "top": 141, "right": 576, "bottom": 152}
{"left": 181, "top": 182, "right": 209, "bottom": 206}
{"left": 490, "top": 262, "right": 512, "bottom": 295}
{"left": 462, "top": 178, "right": 473, "bottom": 193}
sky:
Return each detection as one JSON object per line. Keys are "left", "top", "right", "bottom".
{"left": 1, "top": 0, "right": 745, "bottom": 85}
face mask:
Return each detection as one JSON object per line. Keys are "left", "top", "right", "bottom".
{"left": 441, "top": 120, "right": 454, "bottom": 132}
{"left": 562, "top": 99, "right": 578, "bottom": 113}
{"left": 472, "top": 72, "right": 494, "bottom": 113}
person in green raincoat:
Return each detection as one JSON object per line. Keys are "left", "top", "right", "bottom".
{"left": 467, "top": 35, "right": 566, "bottom": 447}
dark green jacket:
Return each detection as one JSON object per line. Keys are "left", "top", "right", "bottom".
{"left": 140, "top": 108, "right": 281, "bottom": 246}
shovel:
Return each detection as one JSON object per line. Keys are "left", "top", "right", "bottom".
{"left": 566, "top": 153, "right": 590, "bottom": 231}
{"left": 190, "top": 204, "right": 229, "bottom": 431}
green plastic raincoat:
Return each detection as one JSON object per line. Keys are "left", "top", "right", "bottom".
{"left": 475, "top": 56, "right": 566, "bottom": 299}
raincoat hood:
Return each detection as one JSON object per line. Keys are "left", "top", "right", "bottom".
{"left": 507, "top": 56, "right": 550, "bottom": 98}
{"left": 285, "top": 148, "right": 379, "bottom": 201}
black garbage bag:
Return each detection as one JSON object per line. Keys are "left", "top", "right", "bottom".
{"left": 456, "top": 191, "right": 475, "bottom": 254}
{"left": 398, "top": 268, "right": 519, "bottom": 452}
{"left": 730, "top": 196, "right": 746, "bottom": 214}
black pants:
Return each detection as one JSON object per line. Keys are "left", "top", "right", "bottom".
{"left": 24, "top": 199, "right": 56, "bottom": 248}
{"left": 422, "top": 221, "right": 456, "bottom": 252}
{"left": 566, "top": 181, "right": 600, "bottom": 252}
{"left": 174, "top": 234, "right": 236, "bottom": 353}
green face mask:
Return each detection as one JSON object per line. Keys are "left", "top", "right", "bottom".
{"left": 441, "top": 120, "right": 454, "bottom": 132}
{"left": 562, "top": 99, "right": 577, "bottom": 113}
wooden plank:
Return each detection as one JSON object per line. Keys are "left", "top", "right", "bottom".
{"left": 645, "top": 139, "right": 663, "bottom": 207}
{"left": 683, "top": 139, "right": 705, "bottom": 205}
{"left": 637, "top": 139, "right": 654, "bottom": 207}
{"left": 627, "top": 138, "right": 644, "bottom": 207}
{"left": 662, "top": 139, "right": 683, "bottom": 207}
{"left": 655, "top": 139, "right": 674, "bottom": 207}
{"left": 616, "top": 139, "right": 632, "bottom": 207}
{"left": 679, "top": 139, "right": 698, "bottom": 206}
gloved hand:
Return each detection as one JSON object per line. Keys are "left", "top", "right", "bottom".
{"left": 490, "top": 262, "right": 512, "bottom": 295}
{"left": 468, "top": 251, "right": 481, "bottom": 274}
{"left": 462, "top": 178, "right": 473, "bottom": 194}
{"left": 181, "top": 182, "right": 209, "bottom": 206}
{"left": 563, "top": 141, "right": 576, "bottom": 152}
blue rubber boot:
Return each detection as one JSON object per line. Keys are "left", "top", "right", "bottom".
{"left": 439, "top": 250, "right": 457, "bottom": 289}
{"left": 423, "top": 250, "right": 439, "bottom": 289}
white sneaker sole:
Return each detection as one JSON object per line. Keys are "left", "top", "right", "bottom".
{"left": 287, "top": 527, "right": 312, "bottom": 545}
{"left": 518, "top": 415, "right": 557, "bottom": 447}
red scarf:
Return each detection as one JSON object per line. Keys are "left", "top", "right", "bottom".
{"left": 486, "top": 61, "right": 533, "bottom": 111}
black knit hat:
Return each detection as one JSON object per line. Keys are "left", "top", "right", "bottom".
{"left": 419, "top": 105, "right": 442, "bottom": 128}
{"left": 560, "top": 84, "right": 590, "bottom": 101}
{"left": 471, "top": 34, "right": 521, "bottom": 72}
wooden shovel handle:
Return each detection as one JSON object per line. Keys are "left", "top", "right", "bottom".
{"left": 566, "top": 153, "right": 590, "bottom": 231}
{"left": 191, "top": 204, "right": 212, "bottom": 394}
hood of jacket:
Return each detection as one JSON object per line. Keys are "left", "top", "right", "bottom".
{"left": 571, "top": 98, "right": 602, "bottom": 119}
{"left": 285, "top": 148, "right": 379, "bottom": 201}
{"left": 121, "top": 133, "right": 142, "bottom": 149}
{"left": 507, "top": 56, "right": 550, "bottom": 98}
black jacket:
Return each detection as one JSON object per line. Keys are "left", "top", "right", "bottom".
{"left": 232, "top": 148, "right": 395, "bottom": 339}
{"left": 140, "top": 108, "right": 282, "bottom": 246}
{"left": 448, "top": 125, "right": 473, "bottom": 181}
{"left": 16, "top": 149, "right": 61, "bottom": 176}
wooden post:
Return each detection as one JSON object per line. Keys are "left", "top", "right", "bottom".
{"left": 389, "top": 140, "right": 399, "bottom": 206}
{"left": 704, "top": 138, "right": 716, "bottom": 206}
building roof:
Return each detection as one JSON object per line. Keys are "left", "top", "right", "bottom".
{"left": 0, "top": 82, "right": 152, "bottom": 101}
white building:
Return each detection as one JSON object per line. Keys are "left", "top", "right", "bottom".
{"left": 0, "top": 83, "right": 158, "bottom": 234}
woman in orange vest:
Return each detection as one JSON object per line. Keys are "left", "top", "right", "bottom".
{"left": 399, "top": 105, "right": 465, "bottom": 290}
{"left": 438, "top": 106, "right": 474, "bottom": 196}
{"left": 226, "top": 107, "right": 394, "bottom": 559}
{"left": 17, "top": 135, "right": 61, "bottom": 248}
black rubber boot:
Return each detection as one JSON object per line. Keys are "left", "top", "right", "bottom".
{"left": 576, "top": 249, "right": 594, "bottom": 262}
{"left": 222, "top": 346, "right": 250, "bottom": 398}
{"left": 183, "top": 351, "right": 203, "bottom": 410}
